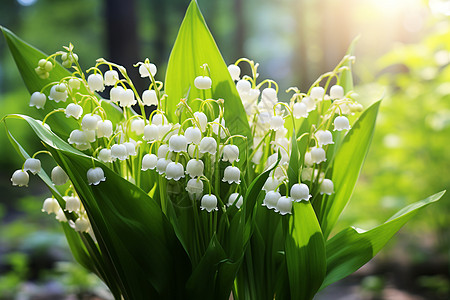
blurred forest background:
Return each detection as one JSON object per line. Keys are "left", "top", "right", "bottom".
{"left": 0, "top": 0, "right": 449, "bottom": 299}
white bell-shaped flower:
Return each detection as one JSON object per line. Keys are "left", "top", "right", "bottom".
{"left": 104, "top": 70, "right": 119, "bottom": 86}
{"left": 304, "top": 151, "right": 313, "bottom": 167}
{"left": 188, "top": 144, "right": 202, "bottom": 158}
{"left": 120, "top": 89, "right": 137, "bottom": 107}
{"left": 51, "top": 166, "right": 69, "bottom": 185}
{"left": 228, "top": 64, "right": 241, "bottom": 81}
{"left": 55, "top": 208, "right": 67, "bottom": 222}
{"left": 334, "top": 116, "right": 351, "bottom": 131}
{"left": 301, "top": 168, "right": 313, "bottom": 181}
{"left": 186, "top": 159, "right": 204, "bottom": 177}
{"left": 310, "top": 86, "right": 325, "bottom": 100}
{"left": 143, "top": 124, "right": 159, "bottom": 141}
{"left": 330, "top": 85, "right": 344, "bottom": 99}
{"left": 157, "top": 124, "right": 172, "bottom": 141}
{"left": 85, "top": 129, "right": 97, "bottom": 144}
{"left": 124, "top": 141, "right": 137, "bottom": 156}
{"left": 142, "top": 154, "right": 158, "bottom": 171}
{"left": 194, "top": 76, "right": 212, "bottom": 89}
{"left": 151, "top": 113, "right": 168, "bottom": 126}
{"left": 110, "top": 86, "right": 124, "bottom": 103}
{"left": 68, "top": 78, "right": 81, "bottom": 90}
{"left": 157, "top": 144, "right": 170, "bottom": 159}
{"left": 222, "top": 145, "right": 239, "bottom": 163}
{"left": 68, "top": 129, "right": 90, "bottom": 149}
{"left": 75, "top": 217, "right": 90, "bottom": 232}
{"left": 293, "top": 102, "right": 308, "bottom": 119}
{"left": 200, "top": 194, "right": 218, "bottom": 212}
{"left": 65, "top": 103, "right": 83, "bottom": 119}
{"left": 275, "top": 196, "right": 293, "bottom": 215}
{"left": 311, "top": 147, "right": 326, "bottom": 164}
{"left": 262, "top": 191, "right": 281, "bottom": 209}
{"left": 212, "top": 118, "right": 226, "bottom": 139}
{"left": 316, "top": 130, "right": 334, "bottom": 147}
{"left": 236, "top": 80, "right": 251, "bottom": 94}
{"left": 87, "top": 73, "right": 105, "bottom": 92}
{"left": 251, "top": 150, "right": 263, "bottom": 164}
{"left": 48, "top": 84, "right": 68, "bottom": 103}
{"left": 81, "top": 114, "right": 100, "bottom": 131}
{"left": 156, "top": 158, "right": 172, "bottom": 175}
{"left": 97, "top": 120, "right": 113, "bottom": 138}
{"left": 111, "top": 144, "right": 128, "bottom": 161}
{"left": 185, "top": 127, "right": 202, "bottom": 144}
{"left": 261, "top": 88, "right": 278, "bottom": 107}
{"left": 270, "top": 115, "right": 284, "bottom": 131}
{"left": 320, "top": 179, "right": 334, "bottom": 195}
{"left": 65, "top": 196, "right": 81, "bottom": 213}
{"left": 186, "top": 178, "right": 203, "bottom": 200}
{"left": 87, "top": 167, "right": 106, "bottom": 185}
{"left": 98, "top": 148, "right": 113, "bottom": 163}
{"left": 302, "top": 96, "right": 316, "bottom": 112}
{"left": 193, "top": 111, "right": 208, "bottom": 132}
{"left": 42, "top": 197, "right": 60, "bottom": 214}
{"left": 263, "top": 177, "right": 280, "bottom": 192}
{"left": 139, "top": 62, "right": 157, "bottom": 78}
{"left": 142, "top": 90, "right": 158, "bottom": 106}
{"left": 169, "top": 134, "right": 188, "bottom": 152}
{"left": 223, "top": 166, "right": 241, "bottom": 184}
{"left": 30, "top": 92, "right": 46, "bottom": 109}
{"left": 165, "top": 162, "right": 185, "bottom": 181}
{"left": 131, "top": 119, "right": 145, "bottom": 135}
{"left": 290, "top": 183, "right": 311, "bottom": 202}
{"left": 199, "top": 137, "right": 217, "bottom": 155}
{"left": 23, "top": 158, "right": 41, "bottom": 175}
{"left": 11, "top": 169, "right": 29, "bottom": 187}
{"left": 227, "top": 193, "right": 243, "bottom": 209}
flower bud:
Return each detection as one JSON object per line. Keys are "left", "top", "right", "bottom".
{"left": 222, "top": 145, "right": 239, "bottom": 163}
{"left": 186, "top": 159, "right": 204, "bottom": 177}
{"left": 311, "top": 147, "right": 326, "bottom": 164}
{"left": 275, "top": 196, "right": 293, "bottom": 215}
{"left": 185, "top": 127, "right": 202, "bottom": 144}
{"left": 262, "top": 191, "right": 281, "bottom": 209}
{"left": 68, "top": 78, "right": 81, "bottom": 90}
{"left": 87, "top": 167, "right": 106, "bottom": 185}
{"left": 29, "top": 92, "right": 46, "bottom": 109}
{"left": 194, "top": 76, "right": 212, "bottom": 89}
{"left": 142, "top": 90, "right": 158, "bottom": 106}
{"left": 227, "top": 193, "right": 243, "bottom": 209}
{"left": 98, "top": 148, "right": 113, "bottom": 163}
{"left": 228, "top": 64, "right": 241, "bottom": 81}
{"left": 142, "top": 154, "right": 158, "bottom": 170}
{"left": 293, "top": 102, "right": 308, "bottom": 119}
{"left": 49, "top": 84, "right": 68, "bottom": 103}
{"left": 139, "top": 62, "right": 157, "bottom": 78}
{"left": 223, "top": 166, "right": 241, "bottom": 184}
{"left": 199, "top": 137, "right": 217, "bottom": 155}
{"left": 169, "top": 134, "right": 188, "bottom": 152}
{"left": 186, "top": 178, "right": 203, "bottom": 200}
{"left": 51, "top": 166, "right": 69, "bottom": 185}
{"left": 87, "top": 73, "right": 105, "bottom": 92}
{"left": 310, "top": 86, "right": 325, "bottom": 100}
{"left": 111, "top": 144, "right": 128, "bottom": 161}
{"left": 104, "top": 70, "right": 119, "bottom": 86}
{"left": 334, "top": 116, "right": 351, "bottom": 131}
{"left": 290, "top": 183, "right": 311, "bottom": 202}
{"left": 42, "top": 197, "right": 60, "bottom": 214}
{"left": 23, "top": 158, "right": 41, "bottom": 175}
{"left": 11, "top": 169, "right": 29, "bottom": 187}
{"left": 65, "top": 103, "right": 83, "bottom": 119}
{"left": 315, "top": 130, "right": 334, "bottom": 147}
{"left": 320, "top": 179, "right": 334, "bottom": 195}
{"left": 165, "top": 162, "right": 185, "bottom": 181}
{"left": 330, "top": 85, "right": 344, "bottom": 99}
{"left": 200, "top": 194, "right": 218, "bottom": 212}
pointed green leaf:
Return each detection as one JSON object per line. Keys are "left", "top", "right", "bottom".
{"left": 165, "top": 0, "right": 250, "bottom": 142}
{"left": 319, "top": 100, "right": 381, "bottom": 238}
{"left": 321, "top": 191, "right": 445, "bottom": 290}
{"left": 285, "top": 202, "right": 326, "bottom": 300}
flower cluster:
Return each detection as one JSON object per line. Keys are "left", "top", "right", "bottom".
{"left": 10, "top": 43, "right": 362, "bottom": 232}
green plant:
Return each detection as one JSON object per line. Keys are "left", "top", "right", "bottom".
{"left": 1, "top": 1, "right": 444, "bottom": 299}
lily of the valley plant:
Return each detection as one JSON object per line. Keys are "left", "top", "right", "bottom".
{"left": 2, "top": 1, "right": 444, "bottom": 299}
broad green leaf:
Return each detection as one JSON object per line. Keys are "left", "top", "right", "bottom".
{"left": 321, "top": 191, "right": 445, "bottom": 290}
{"left": 165, "top": 0, "right": 251, "bottom": 144}
{"left": 1, "top": 27, "right": 123, "bottom": 140}
{"left": 318, "top": 100, "right": 381, "bottom": 239}
{"left": 285, "top": 202, "right": 326, "bottom": 300}
{"left": 5, "top": 115, "right": 191, "bottom": 300}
